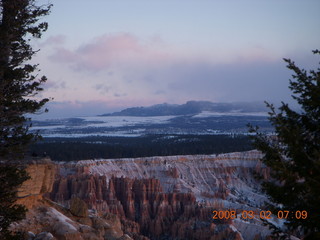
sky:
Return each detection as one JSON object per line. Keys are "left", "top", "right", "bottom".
{"left": 33, "top": 0, "right": 320, "bottom": 118}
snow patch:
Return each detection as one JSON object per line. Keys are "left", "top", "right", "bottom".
{"left": 192, "top": 111, "right": 268, "bottom": 118}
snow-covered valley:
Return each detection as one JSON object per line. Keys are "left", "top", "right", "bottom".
{"left": 30, "top": 111, "right": 271, "bottom": 138}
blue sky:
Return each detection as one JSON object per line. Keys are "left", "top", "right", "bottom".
{"left": 34, "top": 0, "right": 320, "bottom": 118}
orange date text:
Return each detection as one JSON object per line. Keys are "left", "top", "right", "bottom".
{"left": 212, "top": 210, "right": 308, "bottom": 220}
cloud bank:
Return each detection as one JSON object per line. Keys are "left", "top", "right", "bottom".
{"left": 43, "top": 32, "right": 307, "bottom": 116}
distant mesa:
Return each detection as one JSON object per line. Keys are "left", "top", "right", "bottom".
{"left": 100, "top": 101, "right": 267, "bottom": 117}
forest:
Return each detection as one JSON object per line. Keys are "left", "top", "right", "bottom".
{"left": 29, "top": 134, "right": 254, "bottom": 161}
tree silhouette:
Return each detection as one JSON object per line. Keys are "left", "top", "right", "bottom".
{"left": 250, "top": 50, "right": 320, "bottom": 239}
{"left": 0, "top": 0, "right": 51, "bottom": 238}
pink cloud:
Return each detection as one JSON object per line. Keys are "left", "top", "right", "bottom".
{"left": 49, "top": 33, "right": 171, "bottom": 72}
{"left": 44, "top": 33, "right": 293, "bottom": 110}
{"left": 79, "top": 33, "right": 142, "bottom": 55}
{"left": 49, "top": 47, "right": 79, "bottom": 62}
{"left": 48, "top": 32, "right": 277, "bottom": 76}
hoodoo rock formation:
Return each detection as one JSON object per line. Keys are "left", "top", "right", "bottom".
{"left": 50, "top": 176, "right": 230, "bottom": 239}
{"left": 11, "top": 151, "right": 278, "bottom": 239}
{"left": 58, "top": 150, "right": 270, "bottom": 207}
{"left": 11, "top": 158, "right": 134, "bottom": 240}
{"left": 47, "top": 150, "right": 275, "bottom": 240}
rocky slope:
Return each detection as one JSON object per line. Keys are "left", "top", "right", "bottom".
{"left": 47, "top": 150, "right": 276, "bottom": 240}
{"left": 12, "top": 158, "right": 133, "bottom": 240}
{"left": 12, "top": 203, "right": 133, "bottom": 240}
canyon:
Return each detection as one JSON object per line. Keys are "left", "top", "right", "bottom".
{"left": 13, "top": 150, "right": 281, "bottom": 240}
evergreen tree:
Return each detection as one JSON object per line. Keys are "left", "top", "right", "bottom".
{"left": 0, "top": 0, "right": 51, "bottom": 238}
{"left": 0, "top": 165, "right": 30, "bottom": 239}
{"left": 250, "top": 50, "right": 320, "bottom": 239}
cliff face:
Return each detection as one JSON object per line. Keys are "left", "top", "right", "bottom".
{"left": 13, "top": 158, "right": 134, "bottom": 240}
{"left": 16, "top": 158, "right": 56, "bottom": 208}
{"left": 50, "top": 150, "right": 273, "bottom": 240}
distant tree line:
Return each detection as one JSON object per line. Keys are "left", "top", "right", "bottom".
{"left": 29, "top": 134, "right": 254, "bottom": 161}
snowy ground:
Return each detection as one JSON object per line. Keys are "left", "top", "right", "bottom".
{"left": 30, "top": 111, "right": 271, "bottom": 138}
